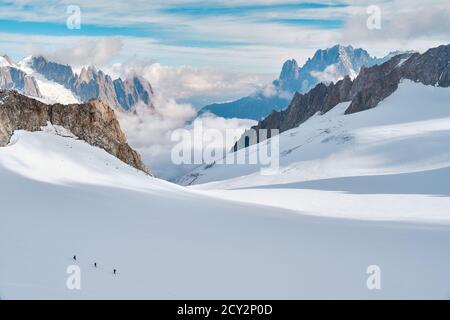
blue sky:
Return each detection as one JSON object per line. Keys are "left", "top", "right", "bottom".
{"left": 0, "top": 1, "right": 355, "bottom": 69}
{"left": 0, "top": 0, "right": 448, "bottom": 73}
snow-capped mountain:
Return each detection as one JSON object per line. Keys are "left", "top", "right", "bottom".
{"left": 198, "top": 45, "right": 398, "bottom": 120}
{"left": 26, "top": 56, "right": 154, "bottom": 111}
{"left": 0, "top": 55, "right": 42, "bottom": 98}
{"left": 233, "top": 44, "right": 449, "bottom": 150}
{"left": 0, "top": 55, "right": 155, "bottom": 110}
{"left": 274, "top": 44, "right": 380, "bottom": 93}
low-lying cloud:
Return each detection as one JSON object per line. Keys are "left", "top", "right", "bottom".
{"left": 109, "top": 61, "right": 275, "bottom": 109}
{"left": 117, "top": 93, "right": 255, "bottom": 181}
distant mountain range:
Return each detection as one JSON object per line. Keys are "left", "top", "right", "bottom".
{"left": 233, "top": 44, "right": 450, "bottom": 150}
{"left": 198, "top": 45, "right": 407, "bottom": 120}
{"left": 0, "top": 55, "right": 154, "bottom": 111}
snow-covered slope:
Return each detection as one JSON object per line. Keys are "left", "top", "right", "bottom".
{"left": 182, "top": 81, "right": 450, "bottom": 223}
{"left": 198, "top": 45, "right": 396, "bottom": 120}
{"left": 1, "top": 125, "right": 450, "bottom": 299}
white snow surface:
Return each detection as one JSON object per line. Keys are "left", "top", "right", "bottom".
{"left": 185, "top": 81, "right": 450, "bottom": 224}
{"left": 0, "top": 81, "right": 450, "bottom": 299}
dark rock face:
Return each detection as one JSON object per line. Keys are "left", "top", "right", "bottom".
{"left": 235, "top": 44, "right": 450, "bottom": 150}
{"left": 344, "top": 54, "right": 408, "bottom": 114}
{"left": 29, "top": 56, "right": 154, "bottom": 111}
{"left": 401, "top": 45, "right": 450, "bottom": 87}
{"left": 0, "top": 90, "right": 151, "bottom": 175}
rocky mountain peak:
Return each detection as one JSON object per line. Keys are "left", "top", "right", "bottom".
{"left": 276, "top": 59, "right": 301, "bottom": 93}
{"left": 78, "top": 66, "right": 96, "bottom": 84}
{"left": 114, "top": 74, "right": 154, "bottom": 110}
{"left": 28, "top": 56, "right": 155, "bottom": 111}
{"left": 276, "top": 45, "right": 378, "bottom": 94}
{"left": 31, "top": 55, "right": 76, "bottom": 86}
{"left": 0, "top": 59, "right": 42, "bottom": 98}
{"left": 279, "top": 59, "right": 300, "bottom": 81}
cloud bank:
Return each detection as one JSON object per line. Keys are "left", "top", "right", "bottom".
{"left": 117, "top": 93, "right": 255, "bottom": 180}
{"left": 340, "top": 0, "right": 450, "bottom": 56}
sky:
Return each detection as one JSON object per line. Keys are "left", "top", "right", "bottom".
{"left": 1, "top": 0, "right": 448, "bottom": 73}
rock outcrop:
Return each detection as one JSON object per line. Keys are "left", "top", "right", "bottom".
{"left": 0, "top": 90, "right": 151, "bottom": 175}
{"left": 235, "top": 44, "right": 450, "bottom": 150}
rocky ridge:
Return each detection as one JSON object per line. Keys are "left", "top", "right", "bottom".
{"left": 0, "top": 90, "right": 151, "bottom": 175}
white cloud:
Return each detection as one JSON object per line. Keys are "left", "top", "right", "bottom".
{"left": 340, "top": 0, "right": 450, "bottom": 57}
{"left": 310, "top": 64, "right": 348, "bottom": 84}
{"left": 117, "top": 94, "right": 195, "bottom": 159}
{"left": 261, "top": 83, "right": 278, "bottom": 98}
{"left": 107, "top": 61, "right": 275, "bottom": 109}
{"left": 116, "top": 92, "right": 255, "bottom": 180}
{"left": 27, "top": 37, "right": 123, "bottom": 67}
